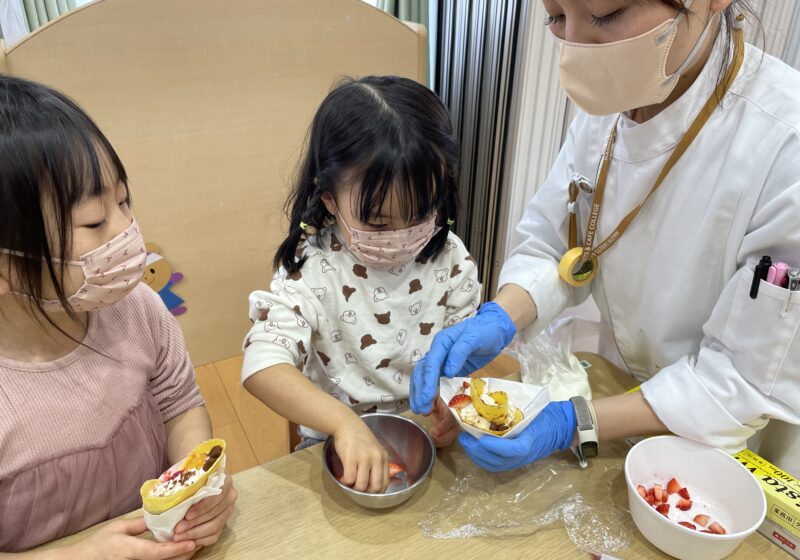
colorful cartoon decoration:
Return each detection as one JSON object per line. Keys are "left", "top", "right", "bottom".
{"left": 143, "top": 243, "right": 187, "bottom": 316}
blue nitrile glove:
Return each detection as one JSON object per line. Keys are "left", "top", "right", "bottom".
{"left": 458, "top": 401, "right": 577, "bottom": 472}
{"left": 409, "top": 302, "right": 516, "bottom": 415}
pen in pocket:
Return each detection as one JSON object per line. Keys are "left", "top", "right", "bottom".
{"left": 750, "top": 255, "right": 772, "bottom": 299}
{"left": 772, "top": 261, "right": 789, "bottom": 287}
{"left": 784, "top": 267, "right": 800, "bottom": 313}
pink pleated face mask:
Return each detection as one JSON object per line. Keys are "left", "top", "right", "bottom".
{"left": 2, "top": 219, "right": 147, "bottom": 313}
{"left": 335, "top": 207, "right": 439, "bottom": 269}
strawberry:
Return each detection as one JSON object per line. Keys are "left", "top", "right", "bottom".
{"left": 676, "top": 498, "right": 692, "bottom": 511}
{"left": 647, "top": 487, "right": 655, "bottom": 499}
{"left": 656, "top": 503, "right": 670, "bottom": 517}
{"left": 678, "top": 522, "right": 697, "bottom": 530}
{"left": 637, "top": 485, "right": 647, "bottom": 499}
{"left": 693, "top": 514, "right": 711, "bottom": 527}
{"left": 678, "top": 487, "right": 691, "bottom": 500}
{"left": 448, "top": 394, "right": 471, "bottom": 409}
{"left": 388, "top": 462, "right": 404, "bottom": 477}
{"left": 708, "top": 522, "right": 726, "bottom": 535}
{"left": 462, "top": 381, "right": 470, "bottom": 389}
{"left": 662, "top": 491, "right": 669, "bottom": 504}
{"left": 645, "top": 494, "right": 656, "bottom": 506}
{"left": 667, "top": 478, "right": 682, "bottom": 495}
{"left": 653, "top": 484, "right": 664, "bottom": 502}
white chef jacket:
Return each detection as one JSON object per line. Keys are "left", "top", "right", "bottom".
{"left": 499, "top": 37, "right": 800, "bottom": 454}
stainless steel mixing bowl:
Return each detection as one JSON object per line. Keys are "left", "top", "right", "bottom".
{"left": 323, "top": 413, "right": 435, "bottom": 509}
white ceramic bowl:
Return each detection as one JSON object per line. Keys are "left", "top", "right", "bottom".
{"left": 625, "top": 436, "right": 766, "bottom": 560}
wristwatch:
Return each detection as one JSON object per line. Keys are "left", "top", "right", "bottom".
{"left": 570, "top": 396, "right": 598, "bottom": 467}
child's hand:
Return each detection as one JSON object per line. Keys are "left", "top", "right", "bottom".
{"left": 429, "top": 395, "right": 460, "bottom": 448}
{"left": 70, "top": 517, "right": 196, "bottom": 560}
{"left": 333, "top": 417, "right": 390, "bottom": 493}
{"left": 173, "top": 476, "right": 238, "bottom": 546}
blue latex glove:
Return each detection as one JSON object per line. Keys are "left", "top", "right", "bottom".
{"left": 410, "top": 302, "right": 516, "bottom": 415}
{"left": 458, "top": 401, "right": 577, "bottom": 472}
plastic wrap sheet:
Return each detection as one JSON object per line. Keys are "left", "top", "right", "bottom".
{"left": 509, "top": 316, "right": 613, "bottom": 401}
{"left": 420, "top": 452, "right": 633, "bottom": 554}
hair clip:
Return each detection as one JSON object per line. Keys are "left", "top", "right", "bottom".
{"left": 299, "top": 221, "right": 309, "bottom": 231}
{"left": 446, "top": 218, "right": 455, "bottom": 226}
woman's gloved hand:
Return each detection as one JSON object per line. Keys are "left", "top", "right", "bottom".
{"left": 458, "top": 401, "right": 577, "bottom": 472}
{"left": 410, "top": 302, "right": 516, "bottom": 415}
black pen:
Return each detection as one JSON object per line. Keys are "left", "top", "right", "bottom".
{"left": 750, "top": 255, "right": 772, "bottom": 299}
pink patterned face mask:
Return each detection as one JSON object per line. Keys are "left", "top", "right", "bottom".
{"left": 3, "top": 219, "right": 147, "bottom": 313}
{"left": 336, "top": 208, "right": 439, "bottom": 269}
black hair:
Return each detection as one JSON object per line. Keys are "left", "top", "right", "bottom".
{"left": 0, "top": 74, "right": 129, "bottom": 323}
{"left": 273, "top": 75, "right": 460, "bottom": 273}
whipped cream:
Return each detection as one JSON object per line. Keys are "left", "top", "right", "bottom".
{"left": 151, "top": 468, "right": 203, "bottom": 497}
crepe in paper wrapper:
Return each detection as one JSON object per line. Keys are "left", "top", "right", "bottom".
{"left": 440, "top": 377, "right": 549, "bottom": 439}
{"left": 140, "top": 438, "right": 227, "bottom": 541}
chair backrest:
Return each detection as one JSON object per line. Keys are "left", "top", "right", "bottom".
{"left": 1, "top": 0, "right": 426, "bottom": 365}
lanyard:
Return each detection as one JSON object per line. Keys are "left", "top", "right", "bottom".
{"left": 558, "top": 21, "right": 746, "bottom": 287}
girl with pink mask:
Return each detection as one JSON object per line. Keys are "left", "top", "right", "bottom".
{"left": 242, "top": 76, "right": 479, "bottom": 494}
{"left": 0, "top": 76, "right": 237, "bottom": 556}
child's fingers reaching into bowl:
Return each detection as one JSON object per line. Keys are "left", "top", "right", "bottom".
{"left": 430, "top": 396, "right": 460, "bottom": 448}
{"left": 334, "top": 417, "right": 390, "bottom": 493}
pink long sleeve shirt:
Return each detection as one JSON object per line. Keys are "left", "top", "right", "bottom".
{"left": 0, "top": 284, "right": 204, "bottom": 551}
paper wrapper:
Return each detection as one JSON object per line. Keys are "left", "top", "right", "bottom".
{"left": 439, "top": 377, "right": 550, "bottom": 439}
{"left": 143, "top": 456, "right": 227, "bottom": 542}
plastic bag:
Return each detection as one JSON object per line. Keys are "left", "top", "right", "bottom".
{"left": 419, "top": 447, "right": 634, "bottom": 554}
{"left": 509, "top": 316, "right": 612, "bottom": 401}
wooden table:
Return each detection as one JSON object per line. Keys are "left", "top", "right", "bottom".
{"left": 41, "top": 353, "right": 786, "bottom": 559}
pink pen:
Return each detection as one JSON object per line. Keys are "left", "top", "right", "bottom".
{"left": 773, "top": 262, "right": 789, "bottom": 287}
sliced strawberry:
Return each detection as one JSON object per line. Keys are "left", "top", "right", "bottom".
{"left": 637, "top": 485, "right": 648, "bottom": 499}
{"left": 693, "top": 514, "right": 711, "bottom": 527}
{"left": 388, "top": 462, "right": 404, "bottom": 477}
{"left": 667, "top": 478, "right": 682, "bottom": 495}
{"left": 708, "top": 522, "right": 726, "bottom": 535}
{"left": 448, "top": 394, "right": 471, "bottom": 409}
{"left": 653, "top": 484, "right": 664, "bottom": 502}
{"left": 662, "top": 491, "right": 669, "bottom": 504}
{"left": 645, "top": 494, "right": 656, "bottom": 506}
{"left": 462, "top": 381, "right": 470, "bottom": 389}
{"left": 678, "top": 522, "right": 697, "bottom": 530}
{"left": 647, "top": 487, "right": 655, "bottom": 499}
{"left": 678, "top": 487, "right": 691, "bottom": 500}
{"left": 656, "top": 503, "right": 670, "bottom": 517}
{"left": 676, "top": 498, "right": 692, "bottom": 511}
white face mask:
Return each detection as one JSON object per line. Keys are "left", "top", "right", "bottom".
{"left": 2, "top": 219, "right": 147, "bottom": 313}
{"left": 558, "top": 1, "right": 716, "bottom": 115}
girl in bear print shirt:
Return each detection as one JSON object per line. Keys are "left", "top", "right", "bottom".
{"left": 242, "top": 76, "right": 481, "bottom": 494}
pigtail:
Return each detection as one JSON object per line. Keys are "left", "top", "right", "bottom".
{"left": 273, "top": 154, "right": 333, "bottom": 273}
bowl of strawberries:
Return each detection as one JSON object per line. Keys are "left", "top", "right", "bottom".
{"left": 625, "top": 435, "right": 766, "bottom": 560}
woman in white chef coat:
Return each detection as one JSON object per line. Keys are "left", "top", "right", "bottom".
{"left": 411, "top": 0, "right": 800, "bottom": 472}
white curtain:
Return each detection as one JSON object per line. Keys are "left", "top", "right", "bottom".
{"left": 22, "top": 0, "right": 77, "bottom": 31}
{"left": 0, "top": 0, "right": 31, "bottom": 45}
{"left": 376, "top": 0, "right": 436, "bottom": 87}
{"left": 782, "top": 2, "right": 800, "bottom": 70}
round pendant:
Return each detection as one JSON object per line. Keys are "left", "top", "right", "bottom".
{"left": 558, "top": 247, "right": 597, "bottom": 287}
